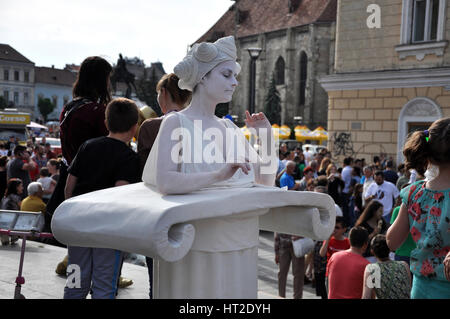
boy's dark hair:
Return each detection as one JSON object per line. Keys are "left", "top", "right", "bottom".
{"left": 105, "top": 98, "right": 139, "bottom": 133}
{"left": 73, "top": 56, "right": 112, "bottom": 105}
{"left": 156, "top": 73, "right": 192, "bottom": 107}
{"left": 349, "top": 226, "right": 369, "bottom": 248}
{"left": 371, "top": 234, "right": 390, "bottom": 259}
{"left": 13, "top": 145, "right": 26, "bottom": 156}
{"left": 40, "top": 167, "right": 50, "bottom": 177}
{"left": 335, "top": 216, "right": 346, "bottom": 228}
{"left": 403, "top": 117, "right": 450, "bottom": 175}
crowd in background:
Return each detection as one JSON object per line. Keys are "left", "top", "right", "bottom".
{"left": 274, "top": 142, "right": 425, "bottom": 299}
{"left": 0, "top": 135, "right": 61, "bottom": 246}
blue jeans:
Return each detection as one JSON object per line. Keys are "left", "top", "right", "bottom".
{"left": 64, "top": 246, "right": 123, "bottom": 299}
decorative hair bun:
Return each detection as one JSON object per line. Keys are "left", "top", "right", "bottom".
{"left": 193, "top": 43, "right": 218, "bottom": 62}
{"left": 174, "top": 56, "right": 198, "bottom": 91}
{"left": 173, "top": 36, "right": 240, "bottom": 92}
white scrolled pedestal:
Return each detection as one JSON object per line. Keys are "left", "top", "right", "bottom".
{"left": 52, "top": 182, "right": 335, "bottom": 299}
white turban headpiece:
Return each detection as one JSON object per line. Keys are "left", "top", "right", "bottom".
{"left": 174, "top": 36, "right": 241, "bottom": 92}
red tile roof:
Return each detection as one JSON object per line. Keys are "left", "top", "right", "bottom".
{"left": 196, "top": 0, "right": 337, "bottom": 43}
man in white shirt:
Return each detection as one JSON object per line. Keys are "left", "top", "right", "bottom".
{"left": 361, "top": 166, "right": 375, "bottom": 206}
{"left": 304, "top": 147, "right": 314, "bottom": 166}
{"left": 365, "top": 170, "right": 400, "bottom": 224}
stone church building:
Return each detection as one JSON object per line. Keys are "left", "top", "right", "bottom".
{"left": 196, "top": 0, "right": 337, "bottom": 129}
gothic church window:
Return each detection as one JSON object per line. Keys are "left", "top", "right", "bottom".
{"left": 299, "top": 52, "right": 308, "bottom": 106}
{"left": 275, "top": 57, "right": 285, "bottom": 85}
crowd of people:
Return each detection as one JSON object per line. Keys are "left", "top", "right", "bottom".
{"left": 274, "top": 125, "right": 450, "bottom": 299}
{"left": 1, "top": 42, "right": 449, "bottom": 299}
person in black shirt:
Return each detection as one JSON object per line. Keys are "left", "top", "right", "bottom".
{"left": 63, "top": 98, "right": 140, "bottom": 299}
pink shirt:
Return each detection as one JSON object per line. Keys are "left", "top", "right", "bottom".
{"left": 327, "top": 250, "right": 369, "bottom": 299}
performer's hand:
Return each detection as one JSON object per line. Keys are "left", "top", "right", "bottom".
{"left": 245, "top": 111, "right": 271, "bottom": 131}
{"left": 275, "top": 254, "right": 279, "bottom": 264}
{"left": 217, "top": 162, "right": 251, "bottom": 181}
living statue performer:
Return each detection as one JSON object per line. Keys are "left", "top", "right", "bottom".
{"left": 52, "top": 36, "right": 336, "bottom": 299}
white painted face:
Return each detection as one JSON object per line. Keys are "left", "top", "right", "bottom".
{"left": 201, "top": 60, "right": 238, "bottom": 103}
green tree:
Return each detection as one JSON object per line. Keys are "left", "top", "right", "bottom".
{"left": 38, "top": 97, "right": 56, "bottom": 121}
{"left": 263, "top": 73, "right": 281, "bottom": 125}
{"left": 0, "top": 96, "right": 7, "bottom": 109}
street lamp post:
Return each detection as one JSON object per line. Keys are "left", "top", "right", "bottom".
{"left": 247, "top": 47, "right": 262, "bottom": 115}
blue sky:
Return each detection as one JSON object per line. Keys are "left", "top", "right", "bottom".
{"left": 0, "top": 0, "right": 232, "bottom": 72}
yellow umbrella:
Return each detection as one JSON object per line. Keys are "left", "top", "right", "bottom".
{"left": 294, "top": 125, "right": 312, "bottom": 142}
{"left": 271, "top": 124, "right": 280, "bottom": 139}
{"left": 310, "top": 126, "right": 328, "bottom": 144}
{"left": 279, "top": 125, "right": 291, "bottom": 139}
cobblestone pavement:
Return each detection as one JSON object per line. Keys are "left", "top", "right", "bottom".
{"left": 0, "top": 231, "right": 320, "bottom": 299}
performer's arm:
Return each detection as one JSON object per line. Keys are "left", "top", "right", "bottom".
{"left": 245, "top": 111, "right": 277, "bottom": 186}
{"left": 154, "top": 114, "right": 250, "bottom": 195}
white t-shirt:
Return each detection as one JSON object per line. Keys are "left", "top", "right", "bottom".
{"left": 304, "top": 150, "right": 314, "bottom": 166}
{"left": 335, "top": 204, "right": 343, "bottom": 217}
{"left": 365, "top": 181, "right": 400, "bottom": 216}
{"left": 341, "top": 165, "right": 353, "bottom": 194}
{"left": 37, "top": 176, "right": 53, "bottom": 199}
{"left": 362, "top": 177, "right": 374, "bottom": 205}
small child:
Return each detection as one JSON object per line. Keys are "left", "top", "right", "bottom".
{"left": 63, "top": 98, "right": 140, "bottom": 299}
{"left": 387, "top": 117, "right": 450, "bottom": 299}
{"left": 320, "top": 216, "right": 350, "bottom": 288}
{"left": 319, "top": 216, "right": 350, "bottom": 263}
{"left": 37, "top": 167, "right": 55, "bottom": 203}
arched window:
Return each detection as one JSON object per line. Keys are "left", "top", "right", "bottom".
{"left": 299, "top": 52, "right": 308, "bottom": 105}
{"left": 275, "top": 56, "right": 285, "bottom": 85}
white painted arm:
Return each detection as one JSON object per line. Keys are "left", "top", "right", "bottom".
{"left": 154, "top": 114, "right": 250, "bottom": 195}
{"left": 244, "top": 111, "right": 277, "bottom": 186}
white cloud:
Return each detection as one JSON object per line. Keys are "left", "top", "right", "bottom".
{"left": 0, "top": 0, "right": 232, "bottom": 72}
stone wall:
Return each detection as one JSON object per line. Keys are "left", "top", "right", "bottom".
{"left": 327, "top": 86, "right": 450, "bottom": 164}
{"left": 335, "top": 0, "right": 450, "bottom": 73}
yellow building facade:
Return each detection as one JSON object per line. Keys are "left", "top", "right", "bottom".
{"left": 320, "top": 0, "right": 450, "bottom": 165}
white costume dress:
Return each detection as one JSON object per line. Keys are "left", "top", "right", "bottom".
{"left": 52, "top": 112, "right": 336, "bottom": 298}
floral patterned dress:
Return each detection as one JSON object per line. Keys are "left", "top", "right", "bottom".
{"left": 400, "top": 180, "right": 450, "bottom": 298}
